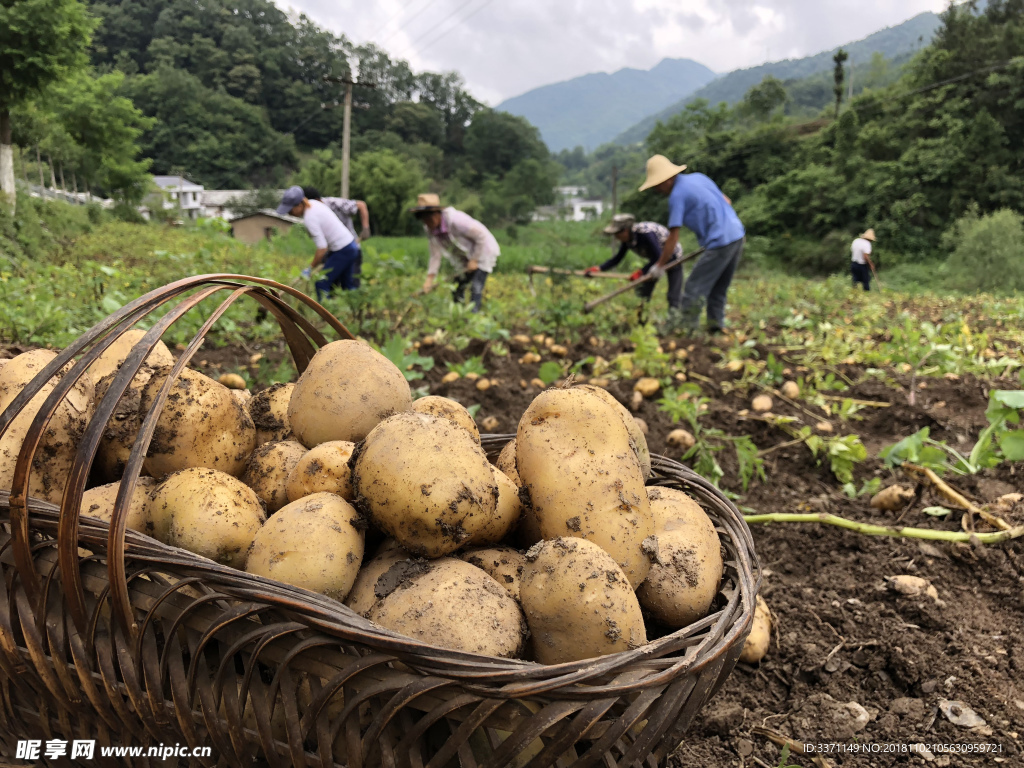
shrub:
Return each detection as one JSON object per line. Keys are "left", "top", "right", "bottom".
{"left": 943, "top": 207, "right": 1024, "bottom": 294}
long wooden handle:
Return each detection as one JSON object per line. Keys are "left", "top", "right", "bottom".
{"left": 527, "top": 266, "right": 630, "bottom": 279}
{"left": 583, "top": 248, "right": 705, "bottom": 313}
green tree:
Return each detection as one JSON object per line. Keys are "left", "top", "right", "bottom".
{"left": 740, "top": 76, "right": 788, "bottom": 122}
{"left": 0, "top": 0, "right": 95, "bottom": 211}
{"left": 944, "top": 208, "right": 1024, "bottom": 293}
{"left": 463, "top": 109, "right": 549, "bottom": 180}
{"left": 832, "top": 48, "right": 848, "bottom": 118}
{"left": 349, "top": 149, "right": 424, "bottom": 235}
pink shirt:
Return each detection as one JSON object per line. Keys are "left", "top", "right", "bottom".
{"left": 426, "top": 207, "right": 500, "bottom": 275}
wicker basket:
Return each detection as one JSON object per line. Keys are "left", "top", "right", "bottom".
{"left": 0, "top": 276, "right": 760, "bottom": 767}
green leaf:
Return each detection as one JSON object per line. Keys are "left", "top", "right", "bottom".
{"left": 467, "top": 404, "right": 481, "bottom": 419}
{"left": 537, "top": 361, "right": 563, "bottom": 386}
{"left": 998, "top": 430, "right": 1024, "bottom": 461}
{"left": 922, "top": 506, "right": 953, "bottom": 517}
{"left": 733, "top": 435, "right": 765, "bottom": 492}
{"left": 992, "top": 390, "right": 1024, "bottom": 409}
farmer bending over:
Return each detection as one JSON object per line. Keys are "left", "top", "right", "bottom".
{"left": 587, "top": 213, "right": 683, "bottom": 318}
{"left": 278, "top": 185, "right": 360, "bottom": 300}
{"left": 410, "top": 194, "right": 499, "bottom": 313}
{"left": 639, "top": 155, "right": 745, "bottom": 334}
{"left": 850, "top": 228, "right": 877, "bottom": 291}
{"left": 303, "top": 186, "right": 371, "bottom": 288}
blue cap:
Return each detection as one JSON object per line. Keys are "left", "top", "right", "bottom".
{"left": 277, "top": 185, "right": 305, "bottom": 216}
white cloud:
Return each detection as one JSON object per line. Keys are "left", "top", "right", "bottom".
{"left": 275, "top": 0, "right": 948, "bottom": 104}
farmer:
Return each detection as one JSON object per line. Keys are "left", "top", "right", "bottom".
{"left": 303, "top": 186, "right": 371, "bottom": 287}
{"left": 277, "top": 185, "right": 360, "bottom": 300}
{"left": 639, "top": 155, "right": 746, "bottom": 334}
{"left": 409, "top": 193, "right": 500, "bottom": 313}
{"left": 585, "top": 213, "right": 683, "bottom": 316}
{"left": 850, "top": 228, "right": 877, "bottom": 291}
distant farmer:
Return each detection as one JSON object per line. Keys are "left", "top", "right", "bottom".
{"left": 303, "top": 186, "right": 371, "bottom": 286}
{"left": 639, "top": 155, "right": 746, "bottom": 334}
{"left": 278, "top": 185, "right": 360, "bottom": 300}
{"left": 409, "top": 193, "right": 500, "bottom": 313}
{"left": 850, "top": 228, "right": 877, "bottom": 291}
{"left": 586, "top": 213, "right": 683, "bottom": 316}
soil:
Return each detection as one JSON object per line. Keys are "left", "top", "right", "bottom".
{"left": 4, "top": 333, "right": 1022, "bottom": 767}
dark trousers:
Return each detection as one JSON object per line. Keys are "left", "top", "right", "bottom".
{"left": 636, "top": 260, "right": 684, "bottom": 310}
{"left": 851, "top": 262, "right": 871, "bottom": 291}
{"left": 453, "top": 269, "right": 489, "bottom": 312}
{"left": 315, "top": 241, "right": 361, "bottom": 300}
{"left": 679, "top": 237, "right": 744, "bottom": 330}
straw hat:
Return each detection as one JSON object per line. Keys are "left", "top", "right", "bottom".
{"left": 409, "top": 193, "right": 442, "bottom": 213}
{"left": 602, "top": 213, "right": 636, "bottom": 235}
{"left": 860, "top": 228, "right": 877, "bottom": 242}
{"left": 638, "top": 155, "right": 687, "bottom": 191}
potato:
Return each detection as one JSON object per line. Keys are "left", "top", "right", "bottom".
{"left": 80, "top": 476, "right": 159, "bottom": 538}
{"left": 666, "top": 428, "right": 696, "bottom": 452}
{"left": 88, "top": 328, "right": 174, "bottom": 383}
{"left": 246, "top": 383, "right": 296, "bottom": 446}
{"left": 520, "top": 538, "right": 647, "bottom": 664}
{"left": 781, "top": 381, "right": 800, "bottom": 399}
{"left": 637, "top": 487, "right": 723, "bottom": 628}
{"left": 288, "top": 340, "right": 411, "bottom": 447}
{"left": 411, "top": 395, "right": 480, "bottom": 441}
{"left": 469, "top": 467, "right": 522, "bottom": 546}
{"left": 495, "top": 439, "right": 521, "bottom": 485}
{"left": 218, "top": 373, "right": 246, "bottom": 390}
{"left": 459, "top": 546, "right": 526, "bottom": 602}
{"left": 353, "top": 412, "right": 498, "bottom": 558}
{"left": 345, "top": 542, "right": 414, "bottom": 616}
{"left": 241, "top": 440, "right": 307, "bottom": 513}
{"left": 751, "top": 394, "right": 773, "bottom": 412}
{"left": 367, "top": 557, "right": 527, "bottom": 657}
{"left": 575, "top": 384, "right": 651, "bottom": 479}
{"left": 0, "top": 349, "right": 95, "bottom": 504}
{"left": 231, "top": 389, "right": 252, "bottom": 406}
{"left": 152, "top": 467, "right": 266, "bottom": 567}
{"left": 739, "top": 595, "right": 771, "bottom": 664}
{"left": 246, "top": 492, "right": 364, "bottom": 601}
{"left": 517, "top": 388, "right": 654, "bottom": 587}
{"left": 284, "top": 440, "right": 354, "bottom": 503}
{"left": 93, "top": 365, "right": 158, "bottom": 484}
{"left": 140, "top": 366, "right": 256, "bottom": 478}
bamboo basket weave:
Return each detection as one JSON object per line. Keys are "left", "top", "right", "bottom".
{"left": 0, "top": 276, "right": 761, "bottom": 767}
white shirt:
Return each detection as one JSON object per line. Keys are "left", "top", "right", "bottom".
{"left": 426, "top": 207, "right": 500, "bottom": 275}
{"left": 304, "top": 199, "right": 354, "bottom": 252}
{"left": 851, "top": 237, "right": 872, "bottom": 265}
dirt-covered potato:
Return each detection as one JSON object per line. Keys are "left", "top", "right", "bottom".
{"left": 93, "top": 365, "right": 158, "bottom": 484}
{"left": 80, "top": 476, "right": 159, "bottom": 538}
{"left": 152, "top": 467, "right": 266, "bottom": 567}
{"left": 344, "top": 541, "right": 414, "bottom": 616}
{"left": 246, "top": 383, "right": 296, "bottom": 446}
{"left": 637, "top": 487, "right": 723, "bottom": 627}
{"left": 89, "top": 328, "right": 174, "bottom": 383}
{"left": 494, "top": 439, "right": 521, "bottom": 485}
{"left": 367, "top": 557, "right": 527, "bottom": 657}
{"left": 288, "top": 340, "right": 412, "bottom": 447}
{"left": 140, "top": 366, "right": 257, "bottom": 478}
{"left": 411, "top": 395, "right": 480, "bottom": 441}
{"left": 285, "top": 440, "right": 355, "bottom": 502}
{"left": 516, "top": 387, "right": 654, "bottom": 587}
{"left": 739, "top": 595, "right": 771, "bottom": 664}
{"left": 459, "top": 546, "right": 526, "bottom": 602}
{"left": 520, "top": 538, "right": 647, "bottom": 664}
{"left": 575, "top": 384, "right": 652, "bottom": 479}
{"left": 0, "top": 349, "right": 95, "bottom": 504}
{"left": 241, "top": 440, "right": 307, "bottom": 513}
{"left": 469, "top": 467, "right": 522, "bottom": 546}
{"left": 245, "top": 492, "right": 364, "bottom": 600}
{"left": 353, "top": 412, "right": 498, "bottom": 558}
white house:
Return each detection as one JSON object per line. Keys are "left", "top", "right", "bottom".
{"left": 202, "top": 190, "right": 249, "bottom": 220}
{"left": 566, "top": 198, "right": 605, "bottom": 221}
{"left": 555, "top": 185, "right": 588, "bottom": 198}
{"left": 152, "top": 176, "right": 206, "bottom": 219}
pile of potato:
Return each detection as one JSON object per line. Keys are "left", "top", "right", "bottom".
{"left": 0, "top": 335, "right": 762, "bottom": 665}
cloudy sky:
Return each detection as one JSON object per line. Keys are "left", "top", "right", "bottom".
{"left": 276, "top": 0, "right": 949, "bottom": 105}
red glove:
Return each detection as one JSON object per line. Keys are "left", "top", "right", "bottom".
{"left": 584, "top": 266, "right": 600, "bottom": 277}
{"left": 629, "top": 269, "right": 644, "bottom": 282}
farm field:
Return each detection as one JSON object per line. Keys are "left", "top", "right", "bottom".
{"left": 2, "top": 219, "right": 1023, "bottom": 766}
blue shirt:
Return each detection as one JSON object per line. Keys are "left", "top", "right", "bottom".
{"left": 667, "top": 173, "right": 745, "bottom": 250}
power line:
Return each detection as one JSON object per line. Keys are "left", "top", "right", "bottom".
{"left": 377, "top": 0, "right": 443, "bottom": 45}
{"left": 413, "top": 0, "right": 498, "bottom": 55}
{"left": 392, "top": 0, "right": 482, "bottom": 57}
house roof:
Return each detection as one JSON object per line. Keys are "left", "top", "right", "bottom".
{"left": 229, "top": 209, "right": 305, "bottom": 226}
{"left": 153, "top": 175, "right": 204, "bottom": 191}
{"left": 202, "top": 190, "right": 249, "bottom": 206}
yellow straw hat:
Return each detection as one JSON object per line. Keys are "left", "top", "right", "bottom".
{"left": 860, "top": 228, "right": 877, "bottom": 241}
{"left": 638, "top": 155, "right": 687, "bottom": 191}
{"left": 409, "top": 193, "right": 442, "bottom": 213}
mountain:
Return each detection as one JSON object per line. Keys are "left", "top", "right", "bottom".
{"left": 496, "top": 59, "right": 717, "bottom": 153}
{"left": 615, "top": 11, "right": 942, "bottom": 145}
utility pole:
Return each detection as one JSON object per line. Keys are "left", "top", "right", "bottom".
{"left": 324, "top": 76, "right": 376, "bottom": 198}
{"left": 610, "top": 163, "right": 618, "bottom": 215}
{"left": 849, "top": 57, "right": 854, "bottom": 100}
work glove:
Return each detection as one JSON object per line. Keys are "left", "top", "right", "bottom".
{"left": 647, "top": 263, "right": 666, "bottom": 280}
{"left": 584, "top": 266, "right": 600, "bottom": 277}
{"left": 301, "top": 267, "right": 312, "bottom": 279}
{"left": 629, "top": 269, "right": 644, "bottom": 282}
